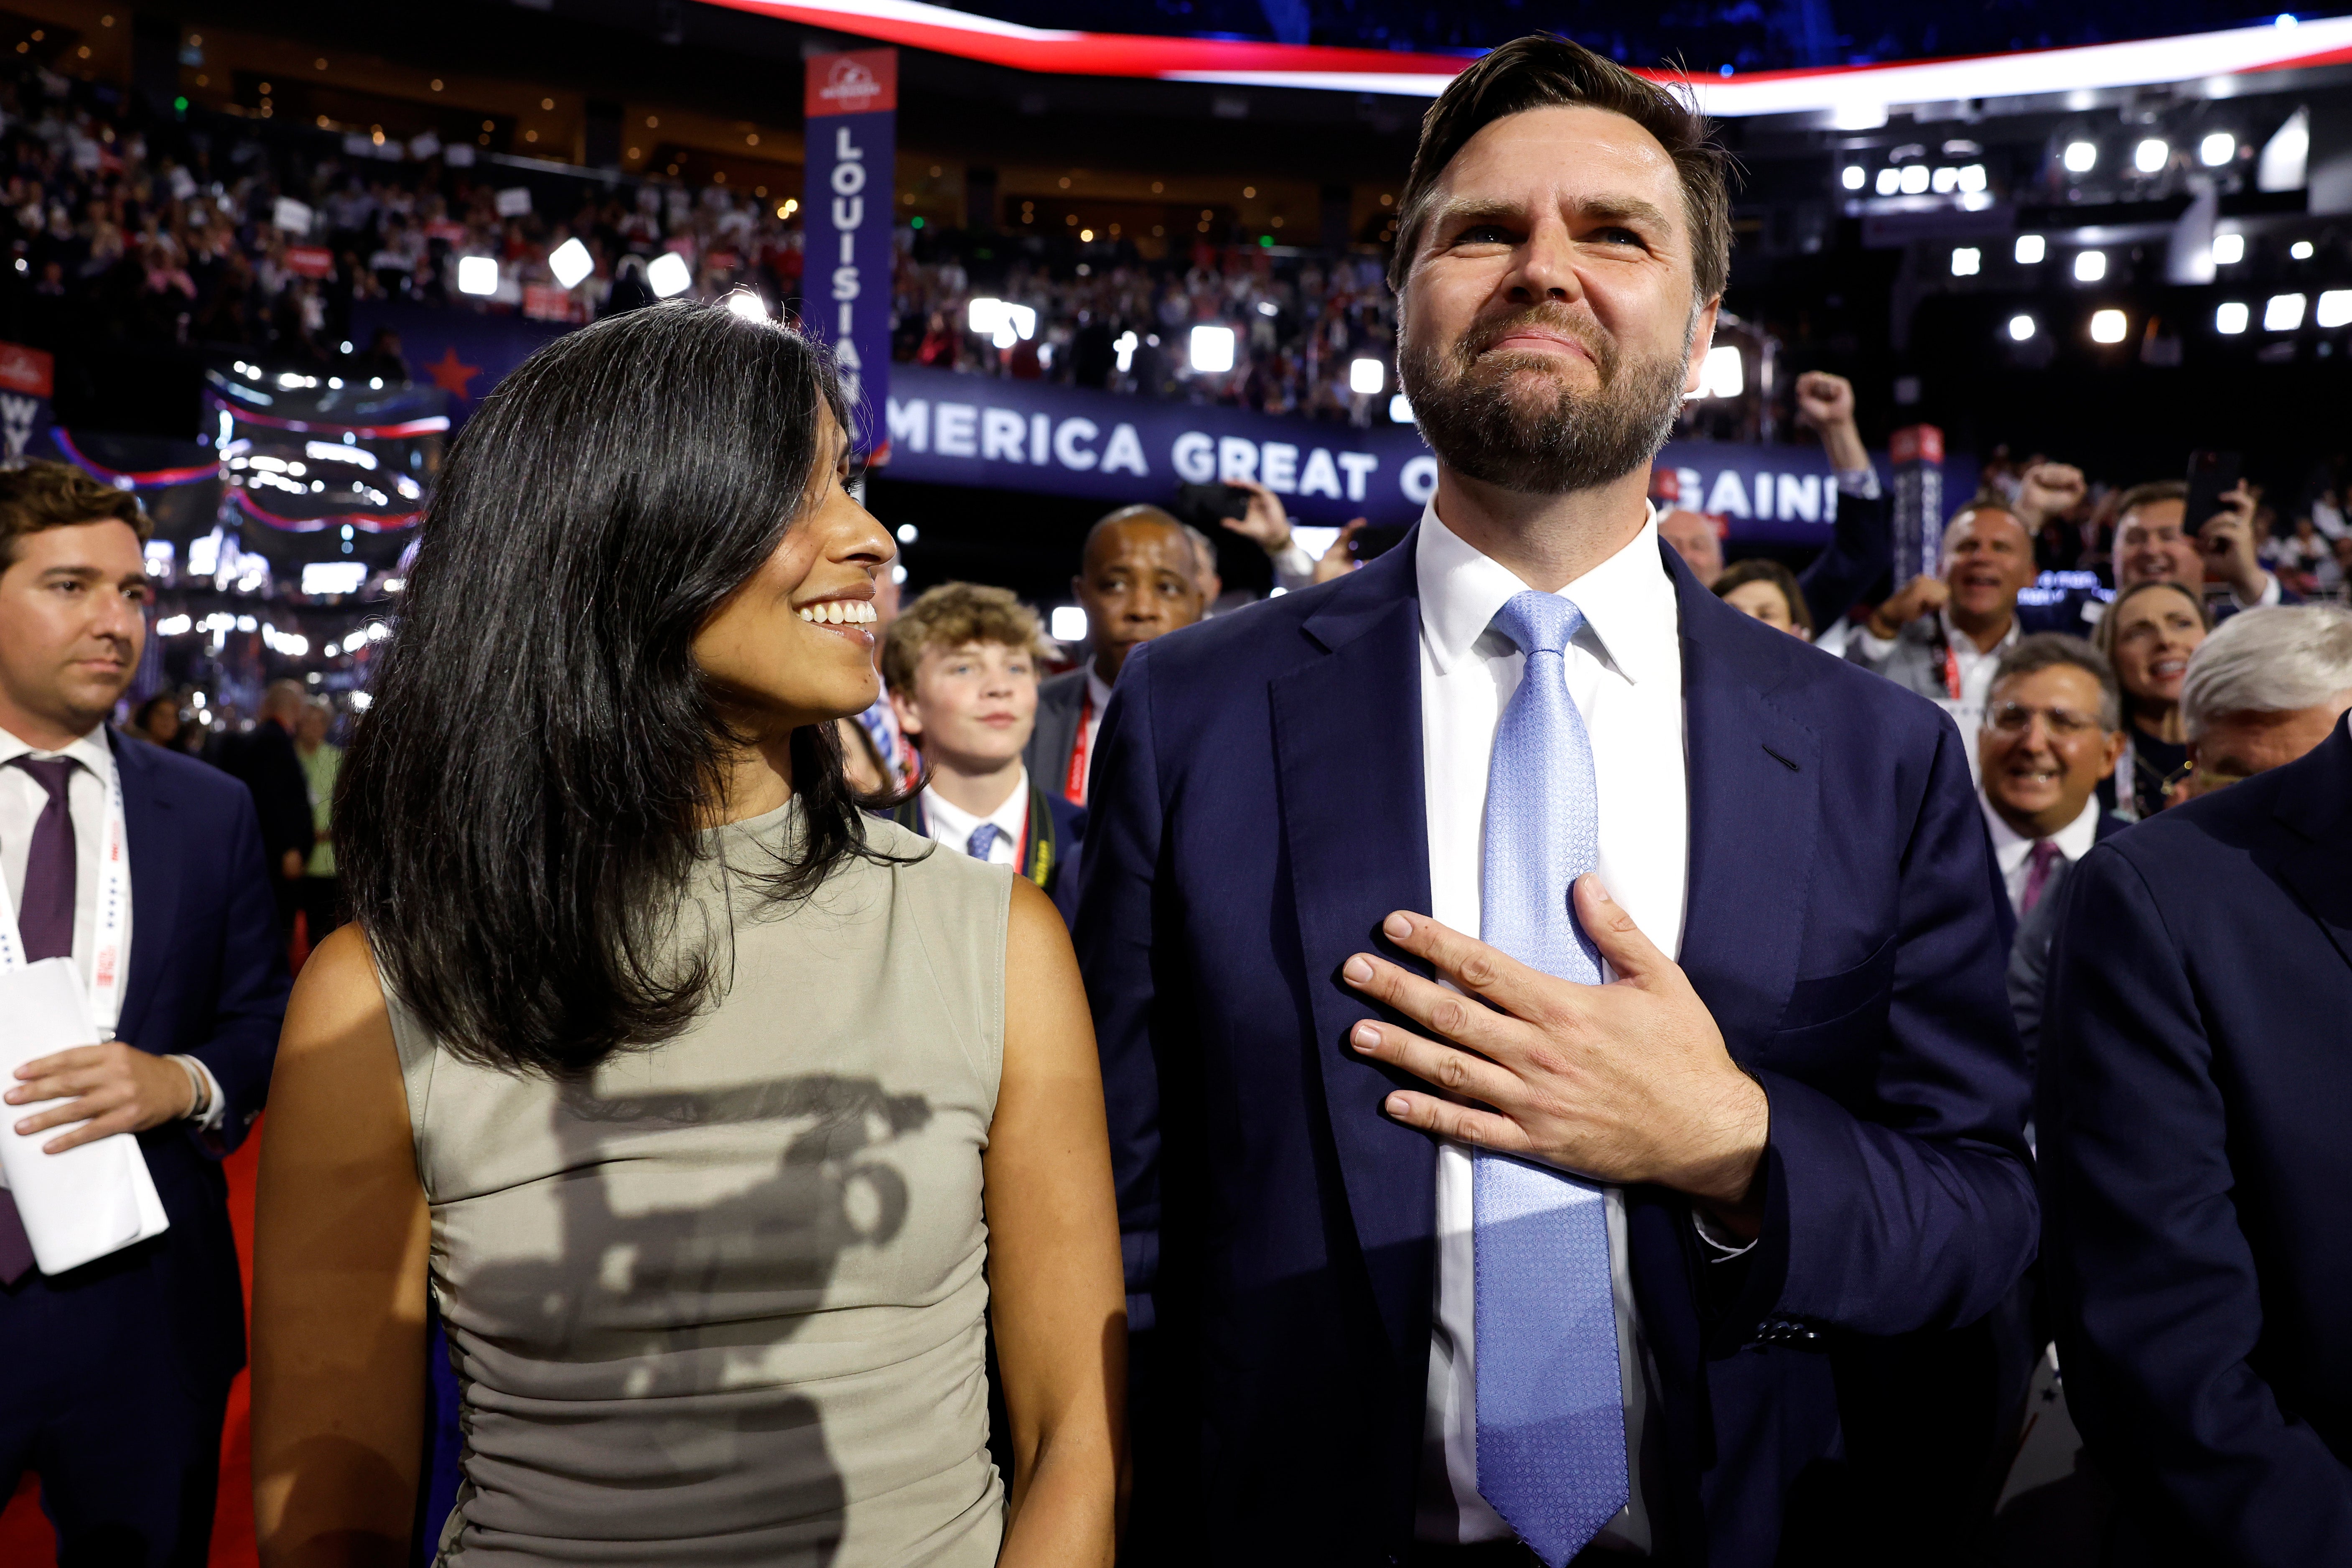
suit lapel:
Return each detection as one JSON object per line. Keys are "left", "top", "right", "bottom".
{"left": 2268, "top": 722, "right": 2352, "bottom": 972}
{"left": 109, "top": 731, "right": 177, "bottom": 1045}
{"left": 1669, "top": 551, "right": 1823, "bottom": 1049}
{"left": 1269, "top": 538, "right": 1438, "bottom": 1359}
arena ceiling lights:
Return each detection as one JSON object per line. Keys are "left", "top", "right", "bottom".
{"left": 706, "top": 2, "right": 2352, "bottom": 117}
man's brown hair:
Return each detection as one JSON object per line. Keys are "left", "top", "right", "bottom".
{"left": 2113, "top": 479, "right": 2189, "bottom": 524}
{"left": 0, "top": 458, "right": 151, "bottom": 571}
{"left": 1387, "top": 35, "right": 1734, "bottom": 305}
{"left": 881, "top": 580, "right": 1051, "bottom": 695}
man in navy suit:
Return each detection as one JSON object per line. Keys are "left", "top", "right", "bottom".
{"left": 0, "top": 461, "right": 285, "bottom": 1566}
{"left": 1078, "top": 38, "right": 2034, "bottom": 1567}
{"left": 2037, "top": 610, "right": 2352, "bottom": 1567}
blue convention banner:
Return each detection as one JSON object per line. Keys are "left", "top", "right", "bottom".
{"left": 805, "top": 49, "right": 896, "bottom": 455}
{"left": 349, "top": 300, "right": 567, "bottom": 426}
{"left": 880, "top": 365, "right": 1967, "bottom": 545}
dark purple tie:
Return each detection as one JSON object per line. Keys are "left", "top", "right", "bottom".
{"left": 0, "top": 754, "right": 77, "bottom": 1285}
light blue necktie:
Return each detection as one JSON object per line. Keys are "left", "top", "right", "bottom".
{"left": 964, "top": 823, "right": 1002, "bottom": 861}
{"left": 1474, "top": 589, "right": 1628, "bottom": 1565}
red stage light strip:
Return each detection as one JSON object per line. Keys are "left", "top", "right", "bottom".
{"left": 209, "top": 397, "right": 451, "bottom": 440}
{"left": 700, "top": 3, "right": 2352, "bottom": 113}
{"left": 233, "top": 490, "right": 422, "bottom": 533}
{"left": 49, "top": 427, "right": 219, "bottom": 489}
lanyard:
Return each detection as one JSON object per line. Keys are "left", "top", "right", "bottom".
{"left": 1939, "top": 638, "right": 1962, "bottom": 702}
{"left": 0, "top": 751, "right": 130, "bottom": 1037}
{"left": 1064, "top": 689, "right": 1093, "bottom": 805}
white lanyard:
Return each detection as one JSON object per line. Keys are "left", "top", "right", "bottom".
{"left": 0, "top": 750, "right": 131, "bottom": 1037}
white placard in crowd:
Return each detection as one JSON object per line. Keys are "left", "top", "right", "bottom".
{"left": 494, "top": 186, "right": 533, "bottom": 217}
{"left": 272, "top": 195, "right": 312, "bottom": 235}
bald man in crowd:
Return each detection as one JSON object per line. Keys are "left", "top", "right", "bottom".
{"left": 1026, "top": 505, "right": 1207, "bottom": 807}
{"left": 1659, "top": 508, "right": 1724, "bottom": 584}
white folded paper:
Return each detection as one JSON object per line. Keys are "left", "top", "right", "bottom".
{"left": 0, "top": 957, "right": 169, "bottom": 1274}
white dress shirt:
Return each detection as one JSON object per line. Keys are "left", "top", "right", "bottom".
{"left": 1980, "top": 794, "right": 2103, "bottom": 916}
{"left": 1851, "top": 608, "right": 2017, "bottom": 779}
{"left": 1414, "top": 503, "right": 1694, "bottom": 1552}
{"left": 1078, "top": 667, "right": 1114, "bottom": 804}
{"left": 918, "top": 768, "right": 1032, "bottom": 868}
{"left": 0, "top": 723, "right": 224, "bottom": 1138}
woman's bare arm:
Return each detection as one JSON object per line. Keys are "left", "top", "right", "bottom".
{"left": 251, "top": 924, "right": 432, "bottom": 1568}
{"left": 987, "top": 878, "right": 1127, "bottom": 1567}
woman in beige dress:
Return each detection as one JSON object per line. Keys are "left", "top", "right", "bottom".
{"left": 249, "top": 301, "right": 1124, "bottom": 1567}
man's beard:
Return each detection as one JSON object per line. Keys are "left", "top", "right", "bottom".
{"left": 1399, "top": 304, "right": 1690, "bottom": 496}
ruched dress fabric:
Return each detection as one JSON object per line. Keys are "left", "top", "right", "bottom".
{"left": 384, "top": 807, "right": 1011, "bottom": 1566}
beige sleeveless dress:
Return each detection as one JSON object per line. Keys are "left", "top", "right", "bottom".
{"left": 386, "top": 806, "right": 1011, "bottom": 1566}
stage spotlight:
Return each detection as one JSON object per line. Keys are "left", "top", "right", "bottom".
{"left": 646, "top": 251, "right": 690, "bottom": 298}
{"left": 1050, "top": 606, "right": 1088, "bottom": 644}
{"left": 1349, "top": 357, "right": 1385, "bottom": 395}
{"left": 2318, "top": 290, "right": 2352, "bottom": 328}
{"left": 2090, "top": 309, "right": 2128, "bottom": 344}
{"left": 1951, "top": 247, "right": 1981, "bottom": 277}
{"left": 547, "top": 237, "right": 592, "bottom": 289}
{"left": 1874, "top": 168, "right": 1900, "bottom": 196}
{"left": 2007, "top": 314, "right": 2038, "bottom": 342}
{"left": 2212, "top": 232, "right": 2246, "bottom": 265}
{"left": 1932, "top": 167, "right": 1958, "bottom": 193}
{"left": 1957, "top": 164, "right": 1988, "bottom": 193}
{"left": 2291, "top": 239, "right": 2316, "bottom": 260}
{"left": 455, "top": 255, "right": 499, "bottom": 296}
{"left": 2200, "top": 132, "right": 2236, "bottom": 167}
{"left": 1389, "top": 392, "right": 1413, "bottom": 423}
{"left": 2064, "top": 140, "right": 2098, "bottom": 173}
{"left": 2266, "top": 292, "right": 2306, "bottom": 330}
{"left": 1899, "top": 165, "right": 1929, "bottom": 195}
{"left": 967, "top": 297, "right": 1005, "bottom": 336}
{"left": 2015, "top": 234, "right": 2046, "bottom": 264}
{"left": 1698, "top": 344, "right": 1744, "bottom": 398}
{"left": 1840, "top": 165, "right": 1865, "bottom": 191}
{"left": 2134, "top": 139, "right": 2169, "bottom": 174}
{"left": 2216, "top": 301, "right": 2251, "bottom": 334}
{"left": 1190, "top": 323, "right": 1236, "bottom": 374}
{"left": 2073, "top": 250, "right": 2107, "bottom": 283}
{"left": 725, "top": 290, "right": 767, "bottom": 321}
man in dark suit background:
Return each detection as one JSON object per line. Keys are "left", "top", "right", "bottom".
{"left": 2037, "top": 606, "right": 2352, "bottom": 1567}
{"left": 1025, "top": 505, "right": 1205, "bottom": 809}
{"left": 214, "top": 677, "right": 314, "bottom": 940}
{"left": 0, "top": 461, "right": 285, "bottom": 1565}
{"left": 1079, "top": 38, "right": 2034, "bottom": 1567}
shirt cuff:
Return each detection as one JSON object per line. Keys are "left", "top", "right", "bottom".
{"left": 2232, "top": 570, "right": 2283, "bottom": 610}
{"left": 1691, "top": 1207, "right": 1760, "bottom": 1261}
{"left": 1834, "top": 465, "right": 1881, "bottom": 501}
{"left": 1850, "top": 622, "right": 1897, "bottom": 660}
{"left": 1268, "top": 540, "right": 1316, "bottom": 593}
{"left": 173, "top": 1055, "right": 229, "bottom": 1135}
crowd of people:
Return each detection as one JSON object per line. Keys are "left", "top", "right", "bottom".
{"left": 4, "top": 33, "right": 2351, "bottom": 1568}
{"left": 0, "top": 57, "right": 1408, "bottom": 418}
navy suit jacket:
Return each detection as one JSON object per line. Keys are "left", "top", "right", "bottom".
{"left": 1076, "top": 530, "right": 2037, "bottom": 1565}
{"left": 36, "top": 732, "right": 288, "bottom": 1388}
{"left": 2038, "top": 718, "right": 2352, "bottom": 1565}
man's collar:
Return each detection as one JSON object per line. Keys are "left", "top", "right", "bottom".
{"left": 1415, "top": 498, "right": 1675, "bottom": 684}
{"left": 920, "top": 764, "right": 1031, "bottom": 841}
{"left": 1979, "top": 789, "right": 2102, "bottom": 862}
{"left": 1940, "top": 606, "right": 2020, "bottom": 655}
{"left": 0, "top": 720, "right": 114, "bottom": 780}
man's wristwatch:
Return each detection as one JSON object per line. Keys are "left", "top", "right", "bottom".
{"left": 170, "top": 1054, "right": 211, "bottom": 1121}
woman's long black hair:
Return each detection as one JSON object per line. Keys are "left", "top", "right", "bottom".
{"left": 336, "top": 300, "right": 881, "bottom": 1077}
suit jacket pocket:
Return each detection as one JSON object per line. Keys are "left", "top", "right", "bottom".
{"left": 1774, "top": 932, "right": 1897, "bottom": 1031}
{"left": 1757, "top": 935, "right": 1899, "bottom": 1097}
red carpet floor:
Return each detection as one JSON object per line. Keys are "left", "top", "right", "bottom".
{"left": 0, "top": 1118, "right": 263, "bottom": 1566}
